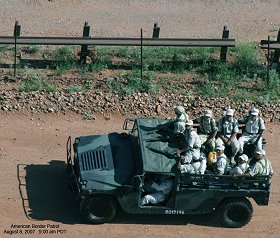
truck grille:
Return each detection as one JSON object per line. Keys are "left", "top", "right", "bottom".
{"left": 80, "top": 148, "right": 108, "bottom": 170}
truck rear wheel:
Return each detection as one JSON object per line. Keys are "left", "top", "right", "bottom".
{"left": 80, "top": 196, "right": 117, "bottom": 224}
{"left": 217, "top": 198, "right": 253, "bottom": 228}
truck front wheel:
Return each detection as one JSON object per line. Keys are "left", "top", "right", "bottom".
{"left": 80, "top": 196, "right": 117, "bottom": 224}
{"left": 217, "top": 198, "right": 253, "bottom": 228}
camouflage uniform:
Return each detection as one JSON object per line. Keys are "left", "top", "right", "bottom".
{"left": 216, "top": 153, "right": 229, "bottom": 175}
{"left": 140, "top": 176, "right": 174, "bottom": 206}
{"left": 217, "top": 110, "right": 240, "bottom": 161}
{"left": 230, "top": 154, "right": 249, "bottom": 175}
{"left": 182, "top": 126, "right": 201, "bottom": 163}
{"left": 238, "top": 108, "right": 265, "bottom": 154}
{"left": 249, "top": 158, "right": 273, "bottom": 176}
{"left": 172, "top": 106, "right": 189, "bottom": 134}
{"left": 195, "top": 113, "right": 217, "bottom": 150}
{"left": 248, "top": 150, "right": 273, "bottom": 176}
{"left": 179, "top": 120, "right": 202, "bottom": 174}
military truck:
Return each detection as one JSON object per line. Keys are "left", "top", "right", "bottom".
{"left": 66, "top": 118, "right": 271, "bottom": 228}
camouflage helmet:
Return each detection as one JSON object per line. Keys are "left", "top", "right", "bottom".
{"left": 216, "top": 144, "right": 225, "bottom": 151}
{"left": 226, "top": 108, "right": 234, "bottom": 116}
{"left": 204, "top": 109, "right": 212, "bottom": 117}
{"left": 239, "top": 154, "right": 249, "bottom": 162}
{"left": 250, "top": 108, "right": 259, "bottom": 116}
{"left": 174, "top": 106, "right": 185, "bottom": 115}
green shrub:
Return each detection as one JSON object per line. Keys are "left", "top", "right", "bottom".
{"left": 65, "top": 85, "right": 84, "bottom": 94}
{"left": 19, "top": 71, "right": 57, "bottom": 92}
{"left": 233, "top": 43, "right": 260, "bottom": 75}
{"left": 89, "top": 59, "right": 109, "bottom": 72}
{"left": 53, "top": 46, "right": 76, "bottom": 72}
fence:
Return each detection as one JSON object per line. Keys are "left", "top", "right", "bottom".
{"left": 0, "top": 21, "right": 236, "bottom": 76}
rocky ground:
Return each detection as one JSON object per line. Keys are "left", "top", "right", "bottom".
{"left": 0, "top": 90, "right": 279, "bottom": 122}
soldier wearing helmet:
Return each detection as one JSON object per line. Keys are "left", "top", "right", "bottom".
{"left": 171, "top": 106, "right": 189, "bottom": 135}
{"left": 194, "top": 109, "right": 218, "bottom": 152}
{"left": 248, "top": 149, "right": 273, "bottom": 176}
{"left": 216, "top": 108, "right": 240, "bottom": 165}
{"left": 231, "top": 154, "right": 249, "bottom": 175}
{"left": 177, "top": 120, "right": 202, "bottom": 174}
{"left": 215, "top": 144, "right": 230, "bottom": 175}
{"left": 238, "top": 108, "right": 265, "bottom": 155}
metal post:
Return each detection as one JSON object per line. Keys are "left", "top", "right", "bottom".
{"left": 80, "top": 22, "right": 90, "bottom": 64}
{"left": 267, "top": 35, "right": 270, "bottom": 87}
{"left": 272, "top": 28, "right": 280, "bottom": 64}
{"left": 152, "top": 23, "right": 160, "bottom": 38}
{"left": 141, "top": 28, "right": 143, "bottom": 80}
{"left": 220, "top": 25, "right": 229, "bottom": 62}
{"left": 13, "top": 21, "right": 21, "bottom": 78}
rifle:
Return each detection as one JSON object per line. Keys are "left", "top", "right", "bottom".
{"left": 145, "top": 146, "right": 179, "bottom": 159}
{"left": 144, "top": 133, "right": 184, "bottom": 143}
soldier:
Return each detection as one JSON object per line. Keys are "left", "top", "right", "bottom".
{"left": 173, "top": 121, "right": 186, "bottom": 135}
{"left": 217, "top": 108, "right": 240, "bottom": 165}
{"left": 194, "top": 109, "right": 218, "bottom": 152}
{"left": 231, "top": 154, "right": 249, "bottom": 175}
{"left": 173, "top": 106, "right": 189, "bottom": 124}
{"left": 179, "top": 152, "right": 207, "bottom": 174}
{"left": 140, "top": 175, "right": 174, "bottom": 206}
{"left": 248, "top": 149, "right": 273, "bottom": 176}
{"left": 177, "top": 120, "right": 202, "bottom": 173}
{"left": 238, "top": 108, "right": 265, "bottom": 154}
{"left": 215, "top": 144, "right": 230, "bottom": 175}
{"left": 157, "top": 106, "right": 188, "bottom": 134}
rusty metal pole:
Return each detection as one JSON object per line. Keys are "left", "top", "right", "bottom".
{"left": 220, "top": 25, "right": 229, "bottom": 62}
{"left": 272, "top": 28, "right": 280, "bottom": 64}
{"left": 141, "top": 28, "right": 143, "bottom": 80}
{"left": 267, "top": 35, "right": 270, "bottom": 87}
{"left": 80, "top": 22, "right": 90, "bottom": 64}
{"left": 13, "top": 21, "right": 21, "bottom": 78}
{"left": 152, "top": 23, "right": 160, "bottom": 38}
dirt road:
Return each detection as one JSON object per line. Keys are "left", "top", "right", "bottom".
{"left": 0, "top": 112, "right": 279, "bottom": 238}
{"left": 0, "top": 0, "right": 280, "bottom": 42}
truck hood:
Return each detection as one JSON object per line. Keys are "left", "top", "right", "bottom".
{"left": 74, "top": 133, "right": 139, "bottom": 190}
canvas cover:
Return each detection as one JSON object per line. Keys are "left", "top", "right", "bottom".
{"left": 137, "top": 118, "right": 183, "bottom": 173}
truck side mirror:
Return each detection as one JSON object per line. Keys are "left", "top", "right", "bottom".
{"left": 123, "top": 119, "right": 135, "bottom": 130}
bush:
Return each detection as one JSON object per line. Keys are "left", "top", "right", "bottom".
{"left": 19, "top": 71, "right": 57, "bottom": 92}
{"left": 53, "top": 46, "right": 76, "bottom": 72}
{"left": 233, "top": 43, "right": 260, "bottom": 75}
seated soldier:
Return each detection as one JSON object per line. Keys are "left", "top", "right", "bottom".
{"left": 155, "top": 106, "right": 188, "bottom": 135}
{"left": 248, "top": 149, "right": 273, "bottom": 177}
{"left": 179, "top": 152, "right": 207, "bottom": 174}
{"left": 216, "top": 108, "right": 240, "bottom": 165}
{"left": 194, "top": 109, "right": 217, "bottom": 153}
{"left": 177, "top": 120, "right": 201, "bottom": 171}
{"left": 238, "top": 108, "right": 265, "bottom": 155}
{"left": 140, "top": 174, "right": 174, "bottom": 206}
{"left": 215, "top": 144, "right": 230, "bottom": 175}
{"left": 230, "top": 154, "right": 249, "bottom": 176}
{"left": 173, "top": 106, "right": 189, "bottom": 125}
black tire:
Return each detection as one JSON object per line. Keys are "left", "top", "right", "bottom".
{"left": 217, "top": 198, "right": 253, "bottom": 228}
{"left": 80, "top": 196, "right": 117, "bottom": 224}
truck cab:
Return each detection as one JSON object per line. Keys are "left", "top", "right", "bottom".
{"left": 66, "top": 118, "right": 271, "bottom": 228}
